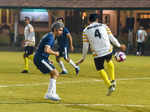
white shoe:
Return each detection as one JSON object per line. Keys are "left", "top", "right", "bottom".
{"left": 107, "top": 85, "right": 115, "bottom": 96}
{"left": 44, "top": 93, "right": 61, "bottom": 101}
{"left": 75, "top": 66, "right": 80, "bottom": 75}
{"left": 111, "top": 80, "right": 116, "bottom": 88}
{"left": 136, "top": 52, "right": 140, "bottom": 56}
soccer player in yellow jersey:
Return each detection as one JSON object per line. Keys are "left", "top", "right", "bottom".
{"left": 77, "top": 14, "right": 126, "bottom": 96}
{"left": 21, "top": 17, "right": 35, "bottom": 73}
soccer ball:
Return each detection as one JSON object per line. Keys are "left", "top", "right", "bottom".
{"left": 114, "top": 51, "right": 126, "bottom": 62}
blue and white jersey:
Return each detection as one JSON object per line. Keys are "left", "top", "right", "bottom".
{"left": 35, "top": 32, "right": 55, "bottom": 59}
{"left": 57, "top": 27, "right": 70, "bottom": 49}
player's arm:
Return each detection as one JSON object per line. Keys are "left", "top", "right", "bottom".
{"left": 106, "top": 26, "right": 126, "bottom": 51}
{"left": 44, "top": 45, "right": 59, "bottom": 56}
{"left": 28, "top": 25, "right": 35, "bottom": 40}
{"left": 29, "top": 25, "right": 34, "bottom": 33}
{"left": 76, "top": 31, "right": 89, "bottom": 65}
{"left": 66, "top": 33, "right": 74, "bottom": 52}
{"left": 144, "top": 31, "right": 148, "bottom": 42}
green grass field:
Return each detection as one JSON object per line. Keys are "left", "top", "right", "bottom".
{"left": 0, "top": 52, "right": 150, "bottom": 112}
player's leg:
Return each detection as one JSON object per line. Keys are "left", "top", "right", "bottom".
{"left": 56, "top": 54, "right": 68, "bottom": 74}
{"left": 106, "top": 53, "right": 116, "bottom": 88}
{"left": 107, "top": 60, "right": 115, "bottom": 80}
{"left": 139, "top": 43, "right": 142, "bottom": 56}
{"left": 45, "top": 69, "right": 61, "bottom": 101}
{"left": 63, "top": 47, "right": 80, "bottom": 75}
{"left": 34, "top": 58, "right": 61, "bottom": 101}
{"left": 44, "top": 60, "right": 61, "bottom": 101}
{"left": 141, "top": 42, "right": 144, "bottom": 56}
{"left": 28, "top": 46, "right": 34, "bottom": 62}
{"left": 27, "top": 46, "right": 34, "bottom": 61}
{"left": 94, "top": 56, "right": 114, "bottom": 96}
{"left": 137, "top": 43, "right": 141, "bottom": 56}
{"left": 94, "top": 57, "right": 111, "bottom": 87}
{"left": 21, "top": 46, "right": 29, "bottom": 73}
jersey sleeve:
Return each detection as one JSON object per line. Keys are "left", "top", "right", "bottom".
{"left": 104, "top": 25, "right": 121, "bottom": 47}
{"left": 105, "top": 25, "right": 112, "bottom": 35}
{"left": 82, "top": 29, "right": 89, "bottom": 59}
{"left": 28, "top": 24, "right": 34, "bottom": 32}
{"left": 82, "top": 30, "right": 89, "bottom": 43}
{"left": 64, "top": 27, "right": 70, "bottom": 35}
{"left": 144, "top": 30, "right": 148, "bottom": 37}
{"left": 44, "top": 35, "right": 53, "bottom": 48}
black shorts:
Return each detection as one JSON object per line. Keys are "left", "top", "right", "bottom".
{"left": 34, "top": 56, "right": 55, "bottom": 74}
{"left": 57, "top": 47, "right": 69, "bottom": 59}
{"left": 24, "top": 46, "right": 34, "bottom": 57}
{"left": 94, "top": 53, "right": 112, "bottom": 71}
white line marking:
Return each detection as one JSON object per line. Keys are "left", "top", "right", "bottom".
{"left": 63, "top": 103, "right": 146, "bottom": 107}
{"left": 0, "top": 77, "right": 150, "bottom": 88}
{"left": 0, "top": 101, "right": 146, "bottom": 107}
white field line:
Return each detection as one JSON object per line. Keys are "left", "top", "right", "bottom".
{"left": 0, "top": 77, "right": 150, "bottom": 88}
{"left": 63, "top": 103, "right": 146, "bottom": 107}
{"left": 0, "top": 101, "right": 146, "bottom": 107}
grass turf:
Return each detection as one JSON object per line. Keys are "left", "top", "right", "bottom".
{"left": 0, "top": 52, "right": 150, "bottom": 112}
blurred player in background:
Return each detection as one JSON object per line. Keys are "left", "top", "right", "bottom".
{"left": 136, "top": 26, "right": 147, "bottom": 56}
{"left": 34, "top": 22, "right": 64, "bottom": 101}
{"left": 55, "top": 17, "right": 80, "bottom": 75}
{"left": 76, "top": 14, "right": 126, "bottom": 96}
{"left": 21, "top": 17, "right": 35, "bottom": 73}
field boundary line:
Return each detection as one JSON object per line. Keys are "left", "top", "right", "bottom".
{"left": 0, "top": 77, "right": 150, "bottom": 88}
{"left": 63, "top": 103, "right": 146, "bottom": 107}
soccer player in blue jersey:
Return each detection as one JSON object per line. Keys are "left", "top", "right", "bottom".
{"left": 34, "top": 22, "right": 64, "bottom": 101}
{"left": 55, "top": 17, "right": 80, "bottom": 75}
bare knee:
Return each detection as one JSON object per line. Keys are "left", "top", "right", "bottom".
{"left": 50, "top": 69, "right": 59, "bottom": 79}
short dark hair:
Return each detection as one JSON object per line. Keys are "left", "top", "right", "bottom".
{"left": 51, "top": 22, "right": 64, "bottom": 32}
{"left": 89, "top": 14, "right": 99, "bottom": 22}
{"left": 56, "top": 17, "right": 64, "bottom": 22}
{"left": 24, "top": 16, "right": 30, "bottom": 21}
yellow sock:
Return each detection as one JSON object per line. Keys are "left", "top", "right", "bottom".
{"left": 98, "top": 69, "right": 111, "bottom": 88}
{"left": 28, "top": 54, "right": 34, "bottom": 61}
{"left": 107, "top": 60, "right": 115, "bottom": 81}
{"left": 24, "top": 57, "right": 29, "bottom": 71}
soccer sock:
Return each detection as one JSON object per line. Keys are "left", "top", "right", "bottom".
{"left": 59, "top": 61, "right": 67, "bottom": 72}
{"left": 69, "top": 59, "right": 77, "bottom": 68}
{"left": 48, "top": 78, "right": 56, "bottom": 94}
{"left": 24, "top": 57, "right": 29, "bottom": 71}
{"left": 98, "top": 69, "right": 111, "bottom": 88}
{"left": 107, "top": 60, "right": 115, "bottom": 81}
{"left": 53, "top": 79, "right": 56, "bottom": 95}
{"left": 28, "top": 54, "right": 34, "bottom": 61}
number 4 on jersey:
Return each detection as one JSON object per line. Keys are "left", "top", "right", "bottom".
{"left": 95, "top": 29, "right": 101, "bottom": 39}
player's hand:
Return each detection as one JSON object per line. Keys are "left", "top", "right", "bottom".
{"left": 70, "top": 45, "right": 74, "bottom": 52}
{"left": 55, "top": 52, "right": 59, "bottom": 57}
{"left": 120, "top": 44, "right": 126, "bottom": 52}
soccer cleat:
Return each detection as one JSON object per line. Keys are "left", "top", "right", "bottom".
{"left": 75, "top": 66, "right": 80, "bottom": 75}
{"left": 107, "top": 85, "right": 115, "bottom": 96}
{"left": 44, "top": 93, "right": 61, "bottom": 101}
{"left": 21, "top": 70, "right": 29, "bottom": 73}
{"left": 60, "top": 70, "right": 68, "bottom": 75}
{"left": 111, "top": 80, "right": 116, "bottom": 88}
